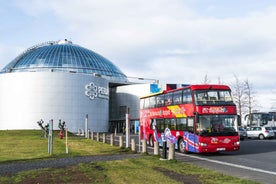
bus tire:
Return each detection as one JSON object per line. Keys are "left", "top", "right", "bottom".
{"left": 149, "top": 135, "right": 154, "bottom": 147}
{"left": 178, "top": 138, "right": 186, "bottom": 153}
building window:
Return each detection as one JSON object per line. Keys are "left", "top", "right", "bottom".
{"left": 119, "top": 106, "right": 127, "bottom": 118}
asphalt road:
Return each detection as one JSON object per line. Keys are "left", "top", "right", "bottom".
{"left": 166, "top": 139, "right": 276, "bottom": 184}
{"left": 114, "top": 134, "right": 276, "bottom": 184}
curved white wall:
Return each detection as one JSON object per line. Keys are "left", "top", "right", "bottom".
{"left": 0, "top": 72, "right": 109, "bottom": 132}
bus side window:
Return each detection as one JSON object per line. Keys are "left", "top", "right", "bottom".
{"left": 173, "top": 90, "right": 182, "bottom": 105}
{"left": 183, "top": 89, "right": 192, "bottom": 104}
{"left": 164, "top": 93, "right": 173, "bottom": 106}
{"left": 176, "top": 118, "right": 187, "bottom": 131}
{"left": 140, "top": 99, "right": 145, "bottom": 109}
{"left": 156, "top": 94, "right": 164, "bottom": 107}
{"left": 164, "top": 118, "right": 171, "bottom": 129}
{"left": 157, "top": 119, "right": 165, "bottom": 132}
{"left": 187, "top": 117, "right": 194, "bottom": 133}
{"left": 170, "top": 119, "right": 176, "bottom": 130}
{"left": 144, "top": 98, "right": 149, "bottom": 109}
{"left": 156, "top": 119, "right": 162, "bottom": 132}
{"left": 149, "top": 96, "right": 156, "bottom": 108}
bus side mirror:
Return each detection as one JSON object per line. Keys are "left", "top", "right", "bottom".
{"left": 194, "top": 112, "right": 199, "bottom": 123}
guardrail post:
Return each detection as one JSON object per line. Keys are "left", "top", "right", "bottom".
{"left": 154, "top": 142, "right": 159, "bottom": 155}
{"left": 142, "top": 139, "right": 147, "bottom": 153}
{"left": 96, "top": 132, "right": 99, "bottom": 142}
{"left": 91, "top": 131, "right": 94, "bottom": 140}
{"left": 119, "top": 136, "right": 123, "bottom": 148}
{"left": 87, "top": 129, "right": 90, "bottom": 139}
{"left": 110, "top": 134, "right": 114, "bottom": 146}
{"left": 168, "top": 142, "right": 175, "bottom": 160}
{"left": 102, "top": 133, "right": 106, "bottom": 143}
{"left": 131, "top": 138, "right": 136, "bottom": 152}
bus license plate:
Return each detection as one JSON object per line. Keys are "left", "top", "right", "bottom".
{"left": 217, "top": 148, "right": 226, "bottom": 151}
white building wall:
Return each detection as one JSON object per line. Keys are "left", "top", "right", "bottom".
{"left": 0, "top": 72, "right": 109, "bottom": 132}
{"left": 110, "top": 84, "right": 151, "bottom": 120}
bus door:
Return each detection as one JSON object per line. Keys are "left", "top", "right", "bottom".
{"left": 185, "top": 117, "right": 197, "bottom": 152}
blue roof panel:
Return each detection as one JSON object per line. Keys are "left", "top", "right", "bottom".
{"left": 1, "top": 40, "right": 128, "bottom": 83}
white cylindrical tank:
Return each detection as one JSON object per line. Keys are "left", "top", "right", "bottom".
{"left": 0, "top": 72, "right": 109, "bottom": 132}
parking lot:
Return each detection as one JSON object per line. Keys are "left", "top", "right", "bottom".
{"left": 176, "top": 138, "right": 276, "bottom": 184}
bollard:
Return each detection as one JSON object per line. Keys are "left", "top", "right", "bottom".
{"left": 162, "top": 140, "right": 167, "bottom": 159}
{"left": 119, "top": 136, "right": 123, "bottom": 148}
{"left": 142, "top": 139, "right": 147, "bottom": 153}
{"left": 168, "top": 142, "right": 175, "bottom": 160}
{"left": 131, "top": 138, "right": 136, "bottom": 152}
{"left": 96, "top": 132, "right": 99, "bottom": 142}
{"left": 154, "top": 142, "right": 159, "bottom": 155}
{"left": 110, "top": 134, "right": 114, "bottom": 146}
{"left": 102, "top": 133, "right": 106, "bottom": 143}
{"left": 87, "top": 130, "right": 90, "bottom": 139}
{"left": 91, "top": 131, "right": 94, "bottom": 140}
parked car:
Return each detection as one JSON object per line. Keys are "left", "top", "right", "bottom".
{"left": 272, "top": 127, "right": 276, "bottom": 138}
{"left": 238, "top": 127, "right": 247, "bottom": 140}
{"left": 246, "top": 126, "right": 274, "bottom": 140}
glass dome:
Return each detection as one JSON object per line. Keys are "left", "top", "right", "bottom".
{"left": 1, "top": 39, "right": 128, "bottom": 83}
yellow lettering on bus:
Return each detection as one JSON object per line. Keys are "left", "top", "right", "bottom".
{"left": 167, "top": 105, "right": 187, "bottom": 118}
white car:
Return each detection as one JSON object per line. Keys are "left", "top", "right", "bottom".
{"left": 272, "top": 127, "right": 276, "bottom": 138}
{"left": 246, "top": 126, "right": 274, "bottom": 140}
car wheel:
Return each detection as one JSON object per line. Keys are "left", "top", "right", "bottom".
{"left": 259, "top": 134, "right": 265, "bottom": 140}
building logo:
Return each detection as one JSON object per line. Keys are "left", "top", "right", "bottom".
{"left": 85, "top": 82, "right": 109, "bottom": 100}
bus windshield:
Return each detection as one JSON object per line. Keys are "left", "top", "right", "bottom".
{"left": 194, "top": 90, "right": 233, "bottom": 105}
{"left": 197, "top": 115, "right": 238, "bottom": 136}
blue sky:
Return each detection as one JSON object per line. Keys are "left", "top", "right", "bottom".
{"left": 1, "top": 0, "right": 276, "bottom": 111}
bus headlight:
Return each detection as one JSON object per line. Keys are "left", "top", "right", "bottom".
{"left": 199, "top": 142, "right": 208, "bottom": 147}
{"left": 234, "top": 141, "right": 240, "bottom": 146}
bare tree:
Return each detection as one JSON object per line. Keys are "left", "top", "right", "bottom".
{"left": 202, "top": 74, "right": 211, "bottom": 84}
{"left": 231, "top": 75, "right": 245, "bottom": 124}
{"left": 243, "top": 79, "right": 257, "bottom": 126}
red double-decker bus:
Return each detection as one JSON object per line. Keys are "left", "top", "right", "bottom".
{"left": 140, "top": 84, "right": 240, "bottom": 153}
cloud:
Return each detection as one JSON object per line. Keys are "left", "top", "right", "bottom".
{"left": 3, "top": 0, "right": 276, "bottom": 110}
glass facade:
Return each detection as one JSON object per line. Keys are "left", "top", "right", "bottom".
{"left": 0, "top": 40, "right": 128, "bottom": 83}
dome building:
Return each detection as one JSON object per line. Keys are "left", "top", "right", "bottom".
{"left": 0, "top": 39, "right": 132, "bottom": 132}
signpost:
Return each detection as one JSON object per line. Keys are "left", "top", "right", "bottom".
{"left": 126, "top": 107, "right": 130, "bottom": 148}
{"left": 66, "top": 127, "right": 69, "bottom": 154}
{"left": 48, "top": 119, "right": 53, "bottom": 155}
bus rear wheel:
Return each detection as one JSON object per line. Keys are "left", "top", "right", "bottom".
{"left": 149, "top": 135, "right": 154, "bottom": 147}
{"left": 178, "top": 138, "right": 185, "bottom": 153}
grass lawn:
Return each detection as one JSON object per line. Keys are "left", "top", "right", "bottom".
{"left": 0, "top": 130, "right": 259, "bottom": 184}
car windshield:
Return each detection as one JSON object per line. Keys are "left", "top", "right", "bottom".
{"left": 239, "top": 127, "right": 245, "bottom": 131}
{"left": 196, "top": 115, "right": 238, "bottom": 136}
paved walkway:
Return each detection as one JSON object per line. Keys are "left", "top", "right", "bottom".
{"left": 0, "top": 154, "right": 141, "bottom": 176}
